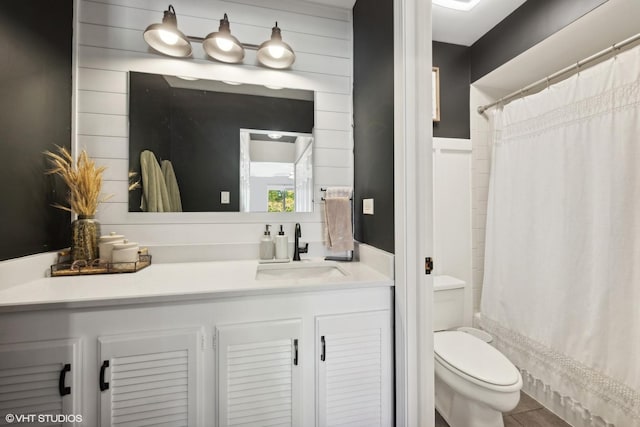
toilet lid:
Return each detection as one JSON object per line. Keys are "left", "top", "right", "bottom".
{"left": 434, "top": 331, "right": 520, "bottom": 387}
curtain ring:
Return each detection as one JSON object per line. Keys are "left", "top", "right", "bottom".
{"left": 546, "top": 77, "right": 550, "bottom": 90}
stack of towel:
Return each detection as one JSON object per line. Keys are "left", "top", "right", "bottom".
{"left": 324, "top": 186, "right": 354, "bottom": 252}
{"left": 140, "top": 150, "right": 182, "bottom": 212}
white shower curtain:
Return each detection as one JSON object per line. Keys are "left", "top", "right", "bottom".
{"left": 480, "top": 44, "right": 640, "bottom": 426}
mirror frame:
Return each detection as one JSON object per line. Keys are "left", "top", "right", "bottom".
{"left": 125, "top": 71, "right": 321, "bottom": 221}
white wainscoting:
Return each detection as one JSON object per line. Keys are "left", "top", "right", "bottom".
{"left": 433, "top": 137, "right": 472, "bottom": 326}
{"left": 75, "top": 0, "right": 353, "bottom": 251}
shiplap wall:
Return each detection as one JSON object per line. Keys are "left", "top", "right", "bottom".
{"left": 75, "top": 0, "right": 353, "bottom": 250}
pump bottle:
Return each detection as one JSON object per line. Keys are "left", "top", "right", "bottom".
{"left": 274, "top": 225, "right": 288, "bottom": 260}
{"left": 259, "top": 224, "right": 274, "bottom": 260}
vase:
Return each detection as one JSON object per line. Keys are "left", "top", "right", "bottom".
{"left": 71, "top": 215, "right": 101, "bottom": 262}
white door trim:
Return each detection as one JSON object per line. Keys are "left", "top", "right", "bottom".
{"left": 394, "top": 0, "right": 434, "bottom": 426}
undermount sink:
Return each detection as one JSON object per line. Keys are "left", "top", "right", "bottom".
{"left": 255, "top": 261, "right": 347, "bottom": 280}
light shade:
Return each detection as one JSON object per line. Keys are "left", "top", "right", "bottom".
{"left": 257, "top": 23, "right": 295, "bottom": 69}
{"left": 202, "top": 14, "right": 245, "bottom": 63}
{"left": 143, "top": 5, "right": 192, "bottom": 57}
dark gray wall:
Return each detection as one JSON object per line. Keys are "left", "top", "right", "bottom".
{"left": 433, "top": 42, "right": 470, "bottom": 139}
{"left": 470, "top": 0, "right": 608, "bottom": 82}
{"left": 129, "top": 72, "right": 314, "bottom": 212}
{"left": 353, "top": 0, "right": 395, "bottom": 254}
{"left": 431, "top": 0, "right": 608, "bottom": 139}
{"left": 0, "top": 0, "right": 73, "bottom": 261}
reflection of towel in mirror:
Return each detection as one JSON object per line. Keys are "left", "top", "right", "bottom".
{"left": 161, "top": 160, "right": 182, "bottom": 212}
{"left": 140, "top": 150, "right": 171, "bottom": 212}
{"left": 324, "top": 187, "right": 354, "bottom": 252}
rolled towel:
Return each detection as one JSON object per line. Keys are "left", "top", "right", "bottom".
{"left": 140, "top": 150, "right": 171, "bottom": 212}
{"left": 161, "top": 160, "right": 183, "bottom": 212}
{"left": 324, "top": 187, "right": 354, "bottom": 252}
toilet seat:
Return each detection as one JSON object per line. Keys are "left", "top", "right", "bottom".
{"left": 434, "top": 331, "right": 521, "bottom": 392}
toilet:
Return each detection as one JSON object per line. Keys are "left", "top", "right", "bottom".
{"left": 433, "top": 276, "right": 522, "bottom": 427}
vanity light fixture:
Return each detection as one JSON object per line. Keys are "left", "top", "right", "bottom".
{"left": 143, "top": 5, "right": 296, "bottom": 69}
{"left": 257, "top": 22, "right": 296, "bottom": 69}
{"left": 268, "top": 133, "right": 283, "bottom": 139}
{"left": 143, "top": 5, "right": 192, "bottom": 57}
{"left": 202, "top": 14, "right": 245, "bottom": 63}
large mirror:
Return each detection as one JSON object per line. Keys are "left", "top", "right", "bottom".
{"left": 128, "top": 71, "right": 315, "bottom": 213}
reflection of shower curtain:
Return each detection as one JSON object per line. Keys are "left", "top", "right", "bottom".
{"left": 239, "top": 132, "right": 251, "bottom": 212}
{"left": 480, "top": 45, "right": 640, "bottom": 426}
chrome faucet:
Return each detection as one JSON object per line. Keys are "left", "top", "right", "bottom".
{"left": 293, "top": 223, "right": 308, "bottom": 261}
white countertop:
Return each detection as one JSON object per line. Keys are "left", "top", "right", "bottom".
{"left": 0, "top": 259, "right": 393, "bottom": 312}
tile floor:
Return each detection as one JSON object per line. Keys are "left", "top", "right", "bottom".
{"left": 435, "top": 391, "right": 571, "bottom": 426}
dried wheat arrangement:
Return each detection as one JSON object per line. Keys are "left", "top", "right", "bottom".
{"left": 44, "top": 145, "right": 112, "bottom": 216}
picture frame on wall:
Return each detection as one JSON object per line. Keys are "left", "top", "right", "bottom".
{"left": 432, "top": 67, "right": 440, "bottom": 122}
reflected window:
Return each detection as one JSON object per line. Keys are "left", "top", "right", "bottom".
{"left": 268, "top": 187, "right": 295, "bottom": 212}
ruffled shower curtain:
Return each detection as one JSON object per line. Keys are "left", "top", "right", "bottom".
{"left": 480, "top": 44, "right": 640, "bottom": 426}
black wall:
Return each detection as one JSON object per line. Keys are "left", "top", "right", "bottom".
{"left": 431, "top": 0, "right": 607, "bottom": 139}
{"left": 353, "top": 0, "right": 395, "bottom": 254}
{"left": 0, "top": 1, "right": 73, "bottom": 261}
{"left": 129, "top": 72, "right": 314, "bottom": 212}
{"left": 470, "top": 0, "right": 608, "bottom": 82}
{"left": 433, "top": 42, "right": 470, "bottom": 139}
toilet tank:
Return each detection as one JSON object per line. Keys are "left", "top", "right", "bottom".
{"left": 433, "top": 275, "right": 466, "bottom": 331}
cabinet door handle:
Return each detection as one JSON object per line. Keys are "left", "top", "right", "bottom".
{"left": 320, "top": 336, "right": 326, "bottom": 362}
{"left": 99, "top": 360, "right": 110, "bottom": 391}
{"left": 58, "top": 363, "right": 71, "bottom": 396}
{"left": 293, "top": 339, "right": 299, "bottom": 366}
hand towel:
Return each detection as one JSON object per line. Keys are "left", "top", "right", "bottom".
{"left": 161, "top": 160, "right": 183, "bottom": 212}
{"left": 324, "top": 187, "right": 354, "bottom": 252}
{"left": 140, "top": 150, "right": 171, "bottom": 212}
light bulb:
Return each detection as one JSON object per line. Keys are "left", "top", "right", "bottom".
{"left": 216, "top": 37, "right": 234, "bottom": 52}
{"left": 268, "top": 44, "right": 285, "bottom": 59}
{"left": 158, "top": 29, "right": 179, "bottom": 45}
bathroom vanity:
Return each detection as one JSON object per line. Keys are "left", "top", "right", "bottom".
{"left": 0, "top": 259, "right": 394, "bottom": 427}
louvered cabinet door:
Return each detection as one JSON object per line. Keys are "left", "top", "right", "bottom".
{"left": 0, "top": 339, "right": 81, "bottom": 426}
{"left": 316, "top": 311, "right": 392, "bottom": 427}
{"left": 98, "top": 328, "right": 202, "bottom": 427}
{"left": 216, "top": 319, "right": 302, "bottom": 427}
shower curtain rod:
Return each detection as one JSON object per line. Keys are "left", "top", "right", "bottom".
{"left": 477, "top": 32, "right": 640, "bottom": 115}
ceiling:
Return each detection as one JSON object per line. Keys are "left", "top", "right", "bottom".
{"left": 304, "top": 0, "right": 525, "bottom": 46}
{"left": 432, "top": 0, "right": 526, "bottom": 46}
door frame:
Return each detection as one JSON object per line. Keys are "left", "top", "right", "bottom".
{"left": 393, "top": 0, "right": 434, "bottom": 425}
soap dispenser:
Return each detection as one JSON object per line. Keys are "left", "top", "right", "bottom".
{"left": 260, "top": 224, "right": 274, "bottom": 260}
{"left": 274, "top": 225, "right": 288, "bottom": 260}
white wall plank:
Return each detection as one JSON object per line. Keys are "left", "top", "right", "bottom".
{"left": 77, "top": 68, "right": 127, "bottom": 93}
{"left": 316, "top": 93, "right": 351, "bottom": 113}
{"left": 315, "top": 111, "right": 352, "bottom": 131}
{"left": 78, "top": 23, "right": 351, "bottom": 76}
{"left": 313, "top": 130, "right": 353, "bottom": 150}
{"left": 77, "top": 135, "right": 128, "bottom": 159}
{"left": 315, "top": 148, "right": 352, "bottom": 168}
{"left": 77, "top": 113, "right": 127, "bottom": 137}
{"left": 77, "top": 91, "right": 127, "bottom": 115}
{"left": 77, "top": 45, "right": 351, "bottom": 94}
{"left": 75, "top": 0, "right": 353, "bottom": 249}
{"left": 80, "top": 0, "right": 351, "bottom": 39}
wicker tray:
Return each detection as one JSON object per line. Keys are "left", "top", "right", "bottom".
{"left": 51, "top": 254, "right": 152, "bottom": 277}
